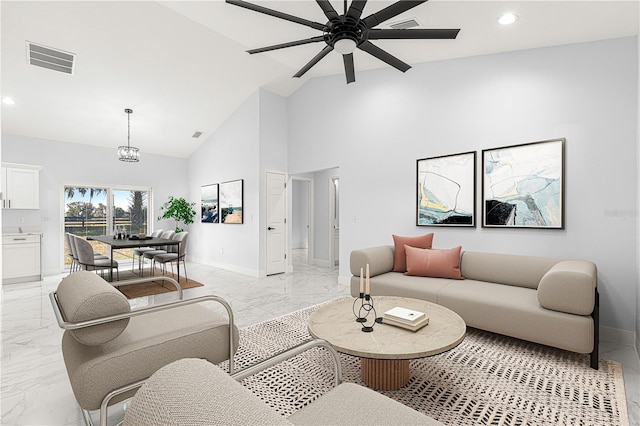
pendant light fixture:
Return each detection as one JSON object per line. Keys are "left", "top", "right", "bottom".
{"left": 118, "top": 108, "right": 140, "bottom": 162}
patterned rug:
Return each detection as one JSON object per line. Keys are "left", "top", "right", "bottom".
{"left": 221, "top": 299, "right": 629, "bottom": 426}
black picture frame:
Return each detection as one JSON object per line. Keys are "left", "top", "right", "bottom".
{"left": 220, "top": 179, "right": 244, "bottom": 224}
{"left": 201, "top": 183, "right": 219, "bottom": 223}
{"left": 417, "top": 151, "right": 476, "bottom": 227}
{"left": 482, "top": 138, "right": 565, "bottom": 229}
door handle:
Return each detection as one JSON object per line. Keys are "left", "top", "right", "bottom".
{"left": 267, "top": 227, "right": 274, "bottom": 231}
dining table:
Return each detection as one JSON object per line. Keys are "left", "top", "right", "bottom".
{"left": 87, "top": 234, "right": 180, "bottom": 282}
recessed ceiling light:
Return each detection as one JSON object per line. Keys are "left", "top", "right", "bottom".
{"left": 2, "top": 97, "right": 15, "bottom": 105}
{"left": 498, "top": 12, "right": 519, "bottom": 26}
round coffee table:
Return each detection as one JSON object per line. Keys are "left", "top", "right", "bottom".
{"left": 308, "top": 296, "right": 466, "bottom": 390}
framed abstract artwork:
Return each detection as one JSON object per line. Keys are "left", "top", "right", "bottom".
{"left": 482, "top": 138, "right": 565, "bottom": 229}
{"left": 220, "top": 179, "right": 244, "bottom": 224}
{"left": 201, "top": 184, "right": 219, "bottom": 223}
{"left": 416, "top": 151, "right": 476, "bottom": 226}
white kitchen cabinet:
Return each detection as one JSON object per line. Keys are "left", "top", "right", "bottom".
{"left": 2, "top": 233, "right": 42, "bottom": 284}
{"left": 1, "top": 163, "right": 41, "bottom": 209}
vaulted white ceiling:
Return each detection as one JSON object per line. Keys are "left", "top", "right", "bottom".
{"left": 1, "top": 1, "right": 638, "bottom": 158}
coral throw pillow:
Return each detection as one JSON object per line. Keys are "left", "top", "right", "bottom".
{"left": 404, "top": 245, "right": 464, "bottom": 280}
{"left": 392, "top": 233, "right": 434, "bottom": 272}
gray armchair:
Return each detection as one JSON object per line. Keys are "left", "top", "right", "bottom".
{"left": 152, "top": 231, "right": 189, "bottom": 281}
{"left": 131, "top": 229, "right": 163, "bottom": 273}
{"left": 123, "top": 340, "right": 443, "bottom": 426}
{"left": 50, "top": 271, "right": 238, "bottom": 426}
{"left": 73, "top": 235, "right": 119, "bottom": 281}
{"left": 140, "top": 230, "right": 175, "bottom": 276}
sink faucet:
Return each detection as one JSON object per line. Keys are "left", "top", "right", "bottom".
{"left": 18, "top": 227, "right": 23, "bottom": 233}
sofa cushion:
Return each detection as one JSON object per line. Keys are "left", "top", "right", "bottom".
{"left": 392, "top": 233, "right": 434, "bottom": 272}
{"left": 56, "top": 271, "right": 130, "bottom": 346}
{"left": 405, "top": 245, "right": 463, "bottom": 280}
{"left": 351, "top": 272, "right": 452, "bottom": 303}
{"left": 288, "top": 382, "right": 444, "bottom": 425}
{"left": 537, "top": 260, "right": 597, "bottom": 315}
{"left": 350, "top": 245, "right": 395, "bottom": 277}
{"left": 460, "top": 251, "right": 561, "bottom": 289}
{"left": 438, "top": 280, "right": 594, "bottom": 354}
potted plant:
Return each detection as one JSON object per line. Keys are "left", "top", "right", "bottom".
{"left": 158, "top": 196, "right": 196, "bottom": 233}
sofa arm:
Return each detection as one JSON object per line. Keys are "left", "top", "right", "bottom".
{"left": 350, "top": 245, "right": 395, "bottom": 277}
{"left": 537, "top": 260, "right": 597, "bottom": 315}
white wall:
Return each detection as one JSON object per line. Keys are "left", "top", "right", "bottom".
{"left": 187, "top": 91, "right": 260, "bottom": 276}
{"left": 1, "top": 133, "right": 188, "bottom": 275}
{"left": 288, "top": 37, "right": 638, "bottom": 332}
{"left": 312, "top": 167, "right": 339, "bottom": 265}
{"left": 187, "top": 88, "right": 288, "bottom": 276}
{"left": 292, "top": 179, "right": 309, "bottom": 249}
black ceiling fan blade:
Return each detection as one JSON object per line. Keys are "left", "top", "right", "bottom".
{"left": 293, "top": 45, "right": 334, "bottom": 78}
{"left": 362, "top": 1, "right": 428, "bottom": 28}
{"left": 368, "top": 28, "right": 460, "bottom": 40}
{"left": 343, "top": 53, "right": 355, "bottom": 84}
{"left": 346, "top": 0, "right": 368, "bottom": 21}
{"left": 358, "top": 40, "right": 410, "bottom": 72}
{"left": 248, "top": 36, "right": 326, "bottom": 54}
{"left": 226, "top": 0, "right": 325, "bottom": 31}
{"left": 316, "top": 0, "right": 339, "bottom": 20}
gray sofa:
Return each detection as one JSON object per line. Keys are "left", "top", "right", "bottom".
{"left": 350, "top": 246, "right": 599, "bottom": 369}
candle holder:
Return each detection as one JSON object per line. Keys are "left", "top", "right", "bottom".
{"left": 353, "top": 294, "right": 380, "bottom": 332}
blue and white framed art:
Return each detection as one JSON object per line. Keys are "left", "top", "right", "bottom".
{"left": 482, "top": 138, "right": 564, "bottom": 228}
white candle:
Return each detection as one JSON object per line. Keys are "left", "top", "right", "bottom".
{"left": 359, "top": 267, "right": 364, "bottom": 294}
{"left": 366, "top": 263, "right": 370, "bottom": 295}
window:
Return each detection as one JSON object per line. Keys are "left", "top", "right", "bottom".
{"left": 63, "top": 185, "right": 151, "bottom": 268}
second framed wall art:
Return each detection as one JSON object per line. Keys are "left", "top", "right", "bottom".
{"left": 482, "top": 138, "right": 565, "bottom": 229}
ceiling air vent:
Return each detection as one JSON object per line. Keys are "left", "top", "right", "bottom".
{"left": 192, "top": 131, "right": 203, "bottom": 139}
{"left": 26, "top": 41, "right": 75, "bottom": 75}
{"left": 389, "top": 18, "right": 420, "bottom": 30}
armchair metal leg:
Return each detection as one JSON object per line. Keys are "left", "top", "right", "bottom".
{"left": 81, "top": 408, "right": 94, "bottom": 426}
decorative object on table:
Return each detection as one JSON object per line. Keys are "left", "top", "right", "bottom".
{"left": 117, "top": 108, "right": 140, "bottom": 162}
{"left": 225, "top": 0, "right": 460, "bottom": 84}
{"left": 382, "top": 306, "right": 429, "bottom": 332}
{"left": 201, "top": 183, "right": 219, "bottom": 223}
{"left": 158, "top": 196, "right": 196, "bottom": 233}
{"left": 220, "top": 179, "right": 244, "bottom": 224}
{"left": 482, "top": 138, "right": 564, "bottom": 228}
{"left": 352, "top": 264, "right": 382, "bottom": 332}
{"left": 417, "top": 151, "right": 476, "bottom": 226}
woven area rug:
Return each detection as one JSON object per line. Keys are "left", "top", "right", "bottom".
{"left": 114, "top": 270, "right": 203, "bottom": 299}
{"left": 222, "top": 299, "right": 629, "bottom": 426}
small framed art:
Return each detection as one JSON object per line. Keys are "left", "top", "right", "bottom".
{"left": 416, "top": 151, "right": 476, "bottom": 227}
{"left": 220, "top": 179, "right": 244, "bottom": 224}
{"left": 201, "top": 184, "right": 219, "bottom": 223}
{"left": 482, "top": 138, "right": 564, "bottom": 229}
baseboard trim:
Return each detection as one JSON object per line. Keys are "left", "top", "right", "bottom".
{"left": 313, "top": 259, "right": 329, "bottom": 268}
{"left": 600, "top": 325, "right": 637, "bottom": 346}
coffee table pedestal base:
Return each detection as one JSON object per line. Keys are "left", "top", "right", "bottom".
{"left": 360, "top": 358, "right": 410, "bottom": 390}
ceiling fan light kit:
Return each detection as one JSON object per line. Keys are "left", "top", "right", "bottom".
{"left": 226, "top": 0, "right": 460, "bottom": 84}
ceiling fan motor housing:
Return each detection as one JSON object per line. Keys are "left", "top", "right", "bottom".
{"left": 324, "top": 17, "right": 367, "bottom": 49}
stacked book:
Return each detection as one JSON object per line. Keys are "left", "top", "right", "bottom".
{"left": 382, "top": 307, "right": 429, "bottom": 331}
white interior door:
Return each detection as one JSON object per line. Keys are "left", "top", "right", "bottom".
{"left": 266, "top": 171, "right": 286, "bottom": 275}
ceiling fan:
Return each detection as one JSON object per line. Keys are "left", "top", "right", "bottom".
{"left": 226, "top": 0, "right": 460, "bottom": 84}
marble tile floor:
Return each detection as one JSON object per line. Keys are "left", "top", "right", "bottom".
{"left": 1, "top": 250, "right": 639, "bottom": 425}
